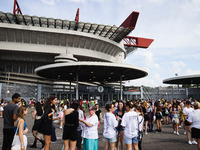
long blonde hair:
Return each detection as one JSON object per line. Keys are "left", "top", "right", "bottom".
{"left": 143, "top": 102, "right": 148, "bottom": 109}
{"left": 16, "top": 106, "right": 26, "bottom": 121}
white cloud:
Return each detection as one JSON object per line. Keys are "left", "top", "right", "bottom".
{"left": 194, "top": 24, "right": 200, "bottom": 37}
{"left": 155, "top": 73, "right": 162, "bottom": 84}
{"left": 168, "top": 61, "right": 185, "bottom": 75}
{"left": 40, "top": 0, "right": 86, "bottom": 5}
{"left": 68, "top": 0, "right": 86, "bottom": 3}
{"left": 126, "top": 78, "right": 158, "bottom": 87}
{"left": 185, "top": 69, "right": 200, "bottom": 76}
{"left": 126, "top": 72, "right": 164, "bottom": 87}
{"left": 181, "top": 0, "right": 200, "bottom": 13}
{"left": 134, "top": 50, "right": 160, "bottom": 69}
{"left": 40, "top": 0, "right": 56, "bottom": 5}
{"left": 171, "top": 61, "right": 185, "bottom": 69}
{"left": 148, "top": 0, "right": 166, "bottom": 4}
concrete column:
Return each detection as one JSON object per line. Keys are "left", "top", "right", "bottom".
{"left": 186, "top": 88, "right": 188, "bottom": 98}
{"left": 13, "top": 84, "right": 16, "bottom": 93}
{"left": 76, "top": 72, "right": 79, "bottom": 100}
{"left": 120, "top": 75, "right": 123, "bottom": 100}
{"left": 140, "top": 86, "right": 143, "bottom": 99}
{"left": 70, "top": 81, "right": 72, "bottom": 102}
{"left": 117, "top": 90, "right": 119, "bottom": 100}
{"left": 0, "top": 83, "right": 2, "bottom": 99}
{"left": 37, "top": 84, "right": 42, "bottom": 102}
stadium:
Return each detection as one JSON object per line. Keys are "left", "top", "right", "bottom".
{"left": 0, "top": 0, "right": 153, "bottom": 102}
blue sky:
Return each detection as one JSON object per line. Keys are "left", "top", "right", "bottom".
{"left": 1, "top": 0, "right": 200, "bottom": 87}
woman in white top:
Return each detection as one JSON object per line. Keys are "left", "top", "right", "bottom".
{"left": 187, "top": 101, "right": 200, "bottom": 150}
{"left": 135, "top": 105, "right": 144, "bottom": 150}
{"left": 121, "top": 101, "right": 139, "bottom": 150}
{"left": 13, "top": 106, "right": 29, "bottom": 150}
{"left": 103, "top": 104, "right": 119, "bottom": 150}
{"left": 183, "top": 101, "right": 196, "bottom": 145}
{"left": 79, "top": 106, "right": 99, "bottom": 150}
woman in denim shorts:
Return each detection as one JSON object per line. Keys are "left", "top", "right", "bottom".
{"left": 121, "top": 101, "right": 139, "bottom": 150}
{"left": 115, "top": 100, "right": 126, "bottom": 150}
{"left": 103, "top": 104, "right": 118, "bottom": 150}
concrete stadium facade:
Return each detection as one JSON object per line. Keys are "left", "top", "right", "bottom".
{"left": 0, "top": 11, "right": 153, "bottom": 101}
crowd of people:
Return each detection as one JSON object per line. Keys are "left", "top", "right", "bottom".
{"left": 1, "top": 94, "right": 200, "bottom": 150}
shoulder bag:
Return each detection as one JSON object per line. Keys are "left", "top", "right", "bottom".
{"left": 137, "top": 116, "right": 144, "bottom": 141}
{"left": 11, "top": 119, "right": 22, "bottom": 150}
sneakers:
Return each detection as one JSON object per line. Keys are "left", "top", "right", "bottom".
{"left": 176, "top": 132, "right": 179, "bottom": 136}
{"left": 59, "top": 126, "right": 63, "bottom": 129}
{"left": 174, "top": 131, "right": 176, "bottom": 135}
{"left": 179, "top": 125, "right": 182, "bottom": 128}
{"left": 145, "top": 132, "right": 148, "bottom": 135}
{"left": 184, "top": 131, "right": 186, "bottom": 135}
{"left": 192, "top": 141, "right": 197, "bottom": 145}
{"left": 188, "top": 141, "right": 192, "bottom": 145}
{"left": 188, "top": 140, "right": 197, "bottom": 145}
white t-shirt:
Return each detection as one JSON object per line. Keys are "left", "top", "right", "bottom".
{"left": 103, "top": 112, "right": 118, "bottom": 139}
{"left": 82, "top": 114, "right": 99, "bottom": 139}
{"left": 183, "top": 107, "right": 194, "bottom": 119}
{"left": 121, "top": 111, "right": 139, "bottom": 138}
{"left": 187, "top": 110, "right": 200, "bottom": 129}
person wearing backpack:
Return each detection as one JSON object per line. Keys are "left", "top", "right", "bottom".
{"left": 135, "top": 105, "right": 144, "bottom": 150}
{"left": 162, "top": 100, "right": 169, "bottom": 125}
{"left": 147, "top": 101, "right": 154, "bottom": 132}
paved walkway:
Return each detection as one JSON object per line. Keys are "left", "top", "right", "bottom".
{"left": 0, "top": 107, "right": 197, "bottom": 150}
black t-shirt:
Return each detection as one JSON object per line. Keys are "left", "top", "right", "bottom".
{"left": 95, "top": 109, "right": 101, "bottom": 121}
{"left": 3, "top": 103, "right": 18, "bottom": 129}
